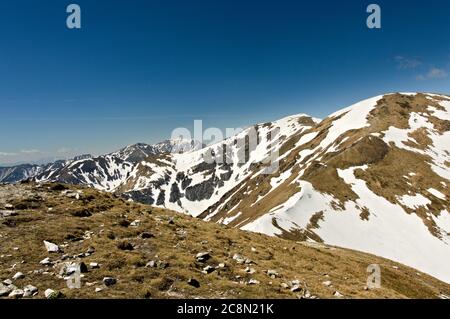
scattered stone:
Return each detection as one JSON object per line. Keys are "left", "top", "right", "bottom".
{"left": 267, "top": 270, "right": 279, "bottom": 278}
{"left": 334, "top": 291, "right": 344, "bottom": 298}
{"left": 196, "top": 252, "right": 211, "bottom": 262}
{"left": 251, "top": 247, "right": 257, "bottom": 252}
{"left": 23, "top": 285, "right": 38, "bottom": 297}
{"left": 12, "top": 272, "right": 25, "bottom": 280}
{"left": 232, "top": 254, "right": 245, "bottom": 264}
{"left": 44, "top": 289, "right": 61, "bottom": 299}
{"left": 0, "top": 283, "right": 14, "bottom": 297}
{"left": 86, "top": 247, "right": 95, "bottom": 254}
{"left": 130, "top": 220, "right": 141, "bottom": 227}
{"left": 40, "top": 257, "right": 53, "bottom": 266}
{"left": 280, "top": 283, "right": 289, "bottom": 289}
{"left": 187, "top": 278, "right": 200, "bottom": 288}
{"left": 95, "top": 287, "right": 103, "bottom": 293}
{"left": 145, "top": 261, "right": 156, "bottom": 268}
{"left": 8, "top": 288, "right": 24, "bottom": 298}
{"left": 103, "top": 277, "right": 117, "bottom": 287}
{"left": 217, "top": 263, "right": 226, "bottom": 269}
{"left": 244, "top": 258, "right": 253, "bottom": 264}
{"left": 291, "top": 285, "right": 302, "bottom": 292}
{"left": 245, "top": 267, "right": 256, "bottom": 274}
{"left": 392, "top": 266, "right": 399, "bottom": 270}
{"left": 248, "top": 279, "right": 260, "bottom": 285}
{"left": 3, "top": 279, "right": 13, "bottom": 285}
{"left": 43, "top": 240, "right": 60, "bottom": 253}
{"left": 202, "top": 265, "right": 215, "bottom": 274}
{"left": 89, "top": 262, "right": 100, "bottom": 269}
{"left": 79, "top": 262, "right": 88, "bottom": 273}
{"left": 5, "top": 204, "right": 14, "bottom": 210}
{"left": 291, "top": 279, "right": 301, "bottom": 286}
{"left": 323, "top": 281, "right": 332, "bottom": 287}
{"left": 70, "top": 209, "right": 92, "bottom": 217}
{"left": 117, "top": 241, "right": 134, "bottom": 251}
{"left": 141, "top": 232, "right": 154, "bottom": 239}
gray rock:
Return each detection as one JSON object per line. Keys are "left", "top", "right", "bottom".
{"left": 3, "top": 279, "right": 13, "bottom": 286}
{"left": 267, "top": 269, "right": 279, "bottom": 278}
{"left": 334, "top": 291, "right": 344, "bottom": 298}
{"left": 8, "top": 288, "right": 24, "bottom": 298}
{"left": 145, "top": 261, "right": 156, "bottom": 268}
{"left": 44, "top": 289, "right": 60, "bottom": 299}
{"left": 23, "top": 285, "right": 38, "bottom": 297}
{"left": 0, "top": 283, "right": 14, "bottom": 297}
{"left": 248, "top": 279, "right": 260, "bottom": 285}
{"left": 103, "top": 277, "right": 117, "bottom": 286}
{"left": 323, "top": 280, "right": 332, "bottom": 287}
{"left": 43, "top": 240, "right": 60, "bottom": 253}
{"left": 196, "top": 252, "right": 210, "bottom": 262}
{"left": 245, "top": 267, "right": 256, "bottom": 274}
{"left": 89, "top": 262, "right": 100, "bottom": 269}
{"left": 291, "top": 285, "right": 302, "bottom": 292}
{"left": 187, "top": 278, "right": 200, "bottom": 288}
{"left": 202, "top": 265, "right": 215, "bottom": 274}
{"left": 40, "top": 257, "right": 53, "bottom": 266}
{"left": 12, "top": 272, "right": 25, "bottom": 280}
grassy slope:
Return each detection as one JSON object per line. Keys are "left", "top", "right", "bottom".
{"left": 0, "top": 182, "right": 449, "bottom": 299}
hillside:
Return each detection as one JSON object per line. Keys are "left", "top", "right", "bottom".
{"left": 1, "top": 182, "right": 449, "bottom": 299}
{"left": 0, "top": 92, "right": 449, "bottom": 284}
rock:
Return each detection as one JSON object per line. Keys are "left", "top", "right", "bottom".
{"left": 196, "top": 252, "right": 210, "bottom": 262}
{"left": 0, "top": 283, "right": 14, "bottom": 297}
{"left": 280, "top": 283, "right": 289, "bottom": 289}
{"left": 86, "top": 247, "right": 95, "bottom": 254}
{"left": 12, "top": 272, "right": 25, "bottom": 280}
{"left": 323, "top": 281, "right": 332, "bottom": 287}
{"left": 103, "top": 277, "right": 117, "bottom": 286}
{"left": 8, "top": 288, "right": 24, "bottom": 298}
{"left": 44, "top": 289, "right": 61, "bottom": 299}
{"left": 117, "top": 241, "right": 134, "bottom": 251}
{"left": 5, "top": 204, "right": 14, "bottom": 210}
{"left": 130, "top": 220, "right": 141, "bottom": 227}
{"left": 145, "top": 261, "right": 156, "bottom": 268}
{"left": 23, "top": 285, "right": 38, "bottom": 297}
{"left": 291, "top": 285, "right": 302, "bottom": 292}
{"left": 291, "top": 279, "right": 301, "bottom": 286}
{"left": 334, "top": 291, "right": 344, "bottom": 298}
{"left": 141, "top": 232, "right": 155, "bottom": 239}
{"left": 79, "top": 262, "right": 88, "bottom": 273}
{"left": 202, "top": 265, "right": 215, "bottom": 274}
{"left": 43, "top": 240, "right": 60, "bottom": 253}
{"left": 40, "top": 257, "right": 53, "bottom": 266}
{"left": 71, "top": 209, "right": 92, "bottom": 217}
{"left": 95, "top": 287, "right": 103, "bottom": 293}
{"left": 244, "top": 258, "right": 253, "bottom": 264}
{"left": 232, "top": 254, "right": 245, "bottom": 264}
{"left": 187, "top": 278, "right": 200, "bottom": 288}
{"left": 245, "top": 267, "right": 256, "bottom": 274}
{"left": 251, "top": 247, "right": 257, "bottom": 252}
{"left": 3, "top": 279, "right": 13, "bottom": 285}
{"left": 89, "top": 262, "right": 100, "bottom": 269}
{"left": 267, "top": 270, "right": 279, "bottom": 278}
{"left": 248, "top": 279, "right": 260, "bottom": 285}
{"left": 217, "top": 263, "right": 226, "bottom": 269}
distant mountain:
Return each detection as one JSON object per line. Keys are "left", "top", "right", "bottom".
{"left": 1, "top": 92, "right": 449, "bottom": 283}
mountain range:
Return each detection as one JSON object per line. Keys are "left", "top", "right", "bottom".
{"left": 1, "top": 92, "right": 449, "bottom": 283}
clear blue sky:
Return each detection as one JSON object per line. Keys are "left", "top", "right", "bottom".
{"left": 0, "top": 0, "right": 449, "bottom": 165}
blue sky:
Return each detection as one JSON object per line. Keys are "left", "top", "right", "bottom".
{"left": 0, "top": 0, "right": 449, "bottom": 165}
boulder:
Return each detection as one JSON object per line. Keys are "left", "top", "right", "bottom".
{"left": 103, "top": 277, "right": 117, "bottom": 286}
{"left": 44, "top": 289, "right": 61, "bottom": 299}
{"left": 23, "top": 285, "right": 38, "bottom": 297}
{"left": 8, "top": 288, "right": 24, "bottom": 298}
{"left": 196, "top": 252, "right": 210, "bottom": 262}
{"left": 43, "top": 240, "right": 60, "bottom": 253}
{"left": 187, "top": 278, "right": 200, "bottom": 288}
{"left": 12, "top": 272, "right": 25, "bottom": 280}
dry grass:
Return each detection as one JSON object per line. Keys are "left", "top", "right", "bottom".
{"left": 0, "top": 182, "right": 449, "bottom": 299}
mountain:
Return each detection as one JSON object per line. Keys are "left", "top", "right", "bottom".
{"left": 1, "top": 182, "right": 449, "bottom": 299}
{"left": 1, "top": 92, "right": 449, "bottom": 283}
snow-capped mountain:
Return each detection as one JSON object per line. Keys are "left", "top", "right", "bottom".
{"left": 1, "top": 92, "right": 449, "bottom": 283}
